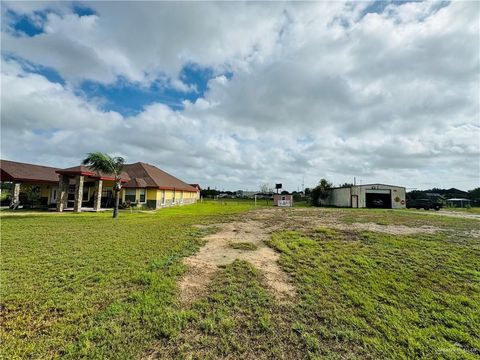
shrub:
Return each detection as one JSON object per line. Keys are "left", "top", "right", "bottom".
{"left": 310, "top": 179, "right": 332, "bottom": 206}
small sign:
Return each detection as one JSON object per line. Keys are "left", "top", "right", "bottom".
{"left": 275, "top": 183, "right": 282, "bottom": 189}
{"left": 278, "top": 200, "right": 291, "bottom": 207}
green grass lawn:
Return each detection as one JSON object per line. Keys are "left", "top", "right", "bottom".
{"left": 0, "top": 202, "right": 255, "bottom": 359}
{"left": 442, "top": 207, "right": 480, "bottom": 214}
{"left": 267, "top": 228, "right": 479, "bottom": 359}
{"left": 1, "top": 204, "right": 479, "bottom": 359}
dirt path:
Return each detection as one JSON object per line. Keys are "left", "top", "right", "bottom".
{"left": 252, "top": 207, "right": 443, "bottom": 235}
{"left": 179, "top": 214, "right": 295, "bottom": 304}
{"left": 178, "top": 206, "right": 472, "bottom": 304}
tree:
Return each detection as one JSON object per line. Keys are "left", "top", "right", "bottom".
{"left": 82, "top": 152, "right": 125, "bottom": 218}
{"left": 310, "top": 179, "right": 332, "bottom": 206}
{"left": 468, "top": 187, "right": 480, "bottom": 199}
{"left": 469, "top": 187, "right": 480, "bottom": 206}
{"left": 259, "top": 183, "right": 273, "bottom": 194}
{"left": 200, "top": 188, "right": 220, "bottom": 198}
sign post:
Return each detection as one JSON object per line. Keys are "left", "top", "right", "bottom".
{"left": 275, "top": 183, "right": 282, "bottom": 194}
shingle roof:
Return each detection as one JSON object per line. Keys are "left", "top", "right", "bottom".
{"left": 122, "top": 162, "right": 197, "bottom": 192}
{"left": 0, "top": 159, "right": 195, "bottom": 191}
{"left": 129, "top": 178, "right": 148, "bottom": 188}
{"left": 57, "top": 165, "right": 130, "bottom": 182}
{"left": 0, "top": 159, "right": 59, "bottom": 183}
{"left": 189, "top": 183, "right": 201, "bottom": 190}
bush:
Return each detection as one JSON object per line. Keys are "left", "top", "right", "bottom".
{"left": 310, "top": 179, "right": 332, "bottom": 207}
{"left": 120, "top": 201, "right": 133, "bottom": 209}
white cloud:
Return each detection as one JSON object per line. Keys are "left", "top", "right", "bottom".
{"left": 1, "top": 1, "right": 479, "bottom": 191}
{"left": 2, "top": 2, "right": 286, "bottom": 85}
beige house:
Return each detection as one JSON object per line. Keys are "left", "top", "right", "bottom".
{"left": 0, "top": 159, "right": 199, "bottom": 212}
{"left": 121, "top": 162, "right": 199, "bottom": 209}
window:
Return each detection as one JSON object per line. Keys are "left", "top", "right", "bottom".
{"left": 102, "top": 187, "right": 112, "bottom": 199}
{"left": 281, "top": 196, "right": 286, "bottom": 201}
{"left": 139, "top": 189, "right": 146, "bottom": 203}
{"left": 82, "top": 185, "right": 89, "bottom": 201}
{"left": 68, "top": 185, "right": 76, "bottom": 201}
{"left": 125, "top": 189, "right": 136, "bottom": 203}
{"left": 51, "top": 189, "right": 57, "bottom": 203}
{"left": 161, "top": 190, "right": 165, "bottom": 205}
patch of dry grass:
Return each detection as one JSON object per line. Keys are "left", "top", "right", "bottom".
{"left": 229, "top": 242, "right": 258, "bottom": 250}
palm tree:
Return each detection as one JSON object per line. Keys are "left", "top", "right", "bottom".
{"left": 82, "top": 152, "right": 125, "bottom": 218}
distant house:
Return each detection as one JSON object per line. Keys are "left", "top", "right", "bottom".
{"left": 0, "top": 159, "right": 199, "bottom": 212}
{"left": 324, "top": 184, "right": 406, "bottom": 209}
{"left": 235, "top": 190, "right": 258, "bottom": 198}
{"left": 446, "top": 198, "right": 471, "bottom": 208}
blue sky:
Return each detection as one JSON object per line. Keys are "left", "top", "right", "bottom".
{"left": 1, "top": 1, "right": 478, "bottom": 190}
{"left": 77, "top": 65, "right": 220, "bottom": 116}
{"left": 7, "top": 52, "right": 221, "bottom": 116}
{"left": 6, "top": 3, "right": 223, "bottom": 116}
{"left": 3, "top": 0, "right": 446, "bottom": 118}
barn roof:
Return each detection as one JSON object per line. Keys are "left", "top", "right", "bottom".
{"left": 330, "top": 183, "right": 406, "bottom": 190}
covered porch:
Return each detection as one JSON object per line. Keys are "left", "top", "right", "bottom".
{"left": 55, "top": 166, "right": 129, "bottom": 213}
{"left": 0, "top": 159, "right": 60, "bottom": 209}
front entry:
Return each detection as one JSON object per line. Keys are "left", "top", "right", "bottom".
{"left": 101, "top": 187, "right": 114, "bottom": 208}
{"left": 351, "top": 195, "right": 358, "bottom": 208}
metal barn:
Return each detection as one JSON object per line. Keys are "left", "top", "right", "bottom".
{"left": 324, "top": 184, "right": 406, "bottom": 209}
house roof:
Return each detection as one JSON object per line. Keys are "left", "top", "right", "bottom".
{"left": 0, "top": 159, "right": 59, "bottom": 183}
{"left": 122, "top": 162, "right": 197, "bottom": 192}
{"left": 56, "top": 165, "right": 130, "bottom": 182}
{"left": 0, "top": 159, "right": 195, "bottom": 191}
{"left": 130, "top": 178, "right": 148, "bottom": 188}
{"left": 57, "top": 165, "right": 96, "bottom": 175}
{"left": 359, "top": 183, "right": 406, "bottom": 188}
{"left": 189, "top": 183, "right": 201, "bottom": 191}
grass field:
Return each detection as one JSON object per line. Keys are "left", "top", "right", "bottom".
{"left": 1, "top": 202, "right": 479, "bottom": 359}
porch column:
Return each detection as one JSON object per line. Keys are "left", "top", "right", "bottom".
{"left": 73, "top": 175, "right": 84, "bottom": 213}
{"left": 93, "top": 179, "right": 103, "bottom": 211}
{"left": 10, "top": 182, "right": 21, "bottom": 206}
{"left": 56, "top": 175, "right": 69, "bottom": 212}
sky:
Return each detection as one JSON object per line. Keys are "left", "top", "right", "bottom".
{"left": 1, "top": 1, "right": 479, "bottom": 192}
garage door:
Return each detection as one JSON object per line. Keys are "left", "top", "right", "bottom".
{"left": 366, "top": 193, "right": 392, "bottom": 208}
